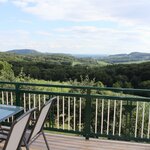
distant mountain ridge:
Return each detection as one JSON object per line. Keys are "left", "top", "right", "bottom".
{"left": 6, "top": 49, "right": 41, "bottom": 54}
{"left": 104, "top": 52, "right": 150, "bottom": 63}
{"left": 109, "top": 52, "right": 150, "bottom": 57}
{"left": 3, "top": 49, "right": 150, "bottom": 63}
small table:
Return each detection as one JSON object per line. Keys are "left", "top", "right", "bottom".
{"left": 0, "top": 104, "right": 24, "bottom": 122}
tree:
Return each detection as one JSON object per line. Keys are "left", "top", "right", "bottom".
{"left": 15, "top": 68, "right": 31, "bottom": 82}
{"left": 139, "top": 80, "right": 150, "bottom": 89}
{"left": 113, "top": 81, "right": 122, "bottom": 88}
{"left": 0, "top": 61, "right": 15, "bottom": 81}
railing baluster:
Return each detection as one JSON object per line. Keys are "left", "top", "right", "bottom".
{"left": 107, "top": 100, "right": 110, "bottom": 135}
{"left": 11, "top": 92, "right": 14, "bottom": 121}
{"left": 95, "top": 99, "right": 98, "bottom": 133}
{"left": 29, "top": 93, "right": 31, "bottom": 110}
{"left": 74, "top": 97, "right": 76, "bottom": 131}
{"left": 147, "top": 104, "right": 150, "bottom": 139}
{"left": 33, "top": 94, "right": 36, "bottom": 119}
{"left": 23, "top": 93, "right": 26, "bottom": 112}
{"left": 119, "top": 100, "right": 122, "bottom": 136}
{"left": 79, "top": 97, "right": 82, "bottom": 132}
{"left": 113, "top": 100, "right": 116, "bottom": 135}
{"left": 135, "top": 102, "right": 139, "bottom": 137}
{"left": 6, "top": 92, "right": 9, "bottom": 105}
{"left": 63, "top": 96, "right": 65, "bottom": 130}
{"left": 38, "top": 94, "right": 41, "bottom": 110}
{"left": 2, "top": 91, "right": 4, "bottom": 104}
{"left": 68, "top": 97, "right": 70, "bottom": 130}
{"left": 57, "top": 96, "right": 60, "bottom": 129}
{"left": 6, "top": 92, "right": 9, "bottom": 122}
{"left": 141, "top": 102, "right": 145, "bottom": 138}
{"left": 10, "top": 92, "right": 13, "bottom": 106}
{"left": 101, "top": 99, "right": 104, "bottom": 134}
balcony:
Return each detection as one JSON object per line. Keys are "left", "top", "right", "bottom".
{"left": 0, "top": 81, "right": 150, "bottom": 149}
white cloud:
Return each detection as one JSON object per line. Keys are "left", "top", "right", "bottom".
{"left": 47, "top": 25, "right": 150, "bottom": 54}
{"left": 55, "top": 26, "right": 100, "bottom": 34}
{"left": 1, "top": 25, "right": 150, "bottom": 54}
{"left": 10, "top": 0, "right": 150, "bottom": 27}
{"left": 36, "top": 31, "right": 51, "bottom": 36}
{"left": 18, "top": 19, "right": 32, "bottom": 24}
{"left": 0, "top": 0, "right": 7, "bottom": 2}
{"left": 0, "top": 0, "right": 7, "bottom": 3}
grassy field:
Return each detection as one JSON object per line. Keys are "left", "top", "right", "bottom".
{"left": 116, "top": 60, "right": 150, "bottom": 64}
{"left": 72, "top": 60, "right": 109, "bottom": 67}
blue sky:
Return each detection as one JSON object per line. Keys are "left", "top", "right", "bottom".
{"left": 0, "top": 0, "right": 150, "bottom": 54}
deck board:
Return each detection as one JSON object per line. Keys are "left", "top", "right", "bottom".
{"left": 29, "top": 133, "right": 150, "bottom": 150}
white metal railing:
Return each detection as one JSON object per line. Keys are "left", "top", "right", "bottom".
{"left": 0, "top": 89, "right": 150, "bottom": 141}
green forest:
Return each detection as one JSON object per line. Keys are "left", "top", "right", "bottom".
{"left": 0, "top": 52, "right": 150, "bottom": 89}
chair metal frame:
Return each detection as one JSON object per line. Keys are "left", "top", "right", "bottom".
{"left": 3, "top": 108, "right": 36, "bottom": 150}
{"left": 23, "top": 97, "right": 57, "bottom": 150}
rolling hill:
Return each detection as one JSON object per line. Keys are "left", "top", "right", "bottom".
{"left": 6, "top": 49, "right": 41, "bottom": 55}
{"left": 102, "top": 52, "right": 150, "bottom": 63}
{"left": 3, "top": 49, "right": 150, "bottom": 64}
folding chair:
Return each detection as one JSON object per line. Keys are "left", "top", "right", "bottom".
{"left": 23, "top": 97, "right": 57, "bottom": 150}
{"left": 0, "top": 108, "right": 36, "bottom": 150}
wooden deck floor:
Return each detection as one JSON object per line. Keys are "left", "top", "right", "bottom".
{"left": 29, "top": 133, "right": 150, "bottom": 150}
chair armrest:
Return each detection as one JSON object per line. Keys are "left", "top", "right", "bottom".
{"left": 0, "top": 131, "right": 9, "bottom": 136}
{"left": 0, "top": 126, "right": 10, "bottom": 132}
{"left": 0, "top": 125, "right": 10, "bottom": 142}
{"left": 0, "top": 131, "right": 9, "bottom": 141}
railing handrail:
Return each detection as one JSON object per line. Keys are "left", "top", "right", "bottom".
{"left": 0, "top": 81, "right": 150, "bottom": 102}
{"left": 0, "top": 81, "right": 149, "bottom": 93}
{"left": 19, "top": 89, "right": 150, "bottom": 102}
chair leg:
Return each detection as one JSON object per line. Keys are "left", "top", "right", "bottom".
{"left": 42, "top": 132, "right": 50, "bottom": 150}
{"left": 23, "top": 138, "right": 30, "bottom": 150}
{"left": 24, "top": 142, "right": 30, "bottom": 150}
